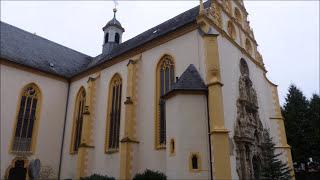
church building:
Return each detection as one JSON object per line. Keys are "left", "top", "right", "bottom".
{"left": 0, "top": 0, "right": 294, "bottom": 179}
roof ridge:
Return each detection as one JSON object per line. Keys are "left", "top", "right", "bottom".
{"left": 0, "top": 21, "right": 92, "bottom": 58}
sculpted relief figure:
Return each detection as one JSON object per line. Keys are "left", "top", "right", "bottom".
{"left": 234, "top": 59, "right": 263, "bottom": 180}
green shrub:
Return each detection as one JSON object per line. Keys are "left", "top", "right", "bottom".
{"left": 133, "top": 169, "right": 166, "bottom": 180}
{"left": 80, "top": 174, "right": 115, "bottom": 180}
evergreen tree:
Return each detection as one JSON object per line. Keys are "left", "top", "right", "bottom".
{"left": 307, "top": 94, "right": 320, "bottom": 162}
{"left": 260, "top": 129, "right": 291, "bottom": 180}
{"left": 282, "top": 84, "right": 311, "bottom": 163}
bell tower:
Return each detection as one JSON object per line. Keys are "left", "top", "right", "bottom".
{"left": 102, "top": 8, "right": 125, "bottom": 54}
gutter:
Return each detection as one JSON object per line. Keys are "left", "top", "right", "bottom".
{"left": 206, "top": 93, "right": 213, "bottom": 180}
{"left": 58, "top": 81, "right": 71, "bottom": 179}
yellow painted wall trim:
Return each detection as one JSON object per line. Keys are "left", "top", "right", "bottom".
{"left": 76, "top": 75, "right": 99, "bottom": 179}
{"left": 270, "top": 85, "right": 295, "bottom": 179}
{"left": 201, "top": 31, "right": 232, "bottom": 179}
{"left": 120, "top": 55, "right": 141, "bottom": 180}
{"left": 196, "top": 5, "right": 266, "bottom": 73}
{"left": 210, "top": 129, "right": 229, "bottom": 134}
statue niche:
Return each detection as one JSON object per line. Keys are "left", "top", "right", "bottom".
{"left": 234, "top": 58, "right": 263, "bottom": 180}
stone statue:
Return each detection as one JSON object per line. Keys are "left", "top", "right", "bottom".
{"left": 28, "top": 159, "right": 41, "bottom": 180}
{"left": 234, "top": 59, "right": 263, "bottom": 180}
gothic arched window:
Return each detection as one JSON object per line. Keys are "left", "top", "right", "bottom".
{"left": 115, "top": 33, "right": 120, "bottom": 43}
{"left": 70, "top": 87, "right": 86, "bottom": 153}
{"left": 155, "top": 55, "right": 175, "bottom": 149}
{"left": 105, "top": 74, "right": 122, "bottom": 152}
{"left": 12, "top": 83, "right": 41, "bottom": 153}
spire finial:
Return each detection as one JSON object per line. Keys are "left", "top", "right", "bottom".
{"left": 199, "top": 0, "right": 204, "bottom": 15}
{"left": 113, "top": 7, "right": 117, "bottom": 18}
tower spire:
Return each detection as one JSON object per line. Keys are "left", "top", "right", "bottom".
{"left": 102, "top": 6, "right": 125, "bottom": 54}
{"left": 113, "top": 7, "right": 117, "bottom": 19}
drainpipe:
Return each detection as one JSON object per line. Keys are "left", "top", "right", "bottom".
{"left": 206, "top": 93, "right": 213, "bottom": 180}
{"left": 58, "top": 81, "right": 71, "bottom": 179}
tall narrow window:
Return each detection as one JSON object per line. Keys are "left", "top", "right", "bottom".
{"left": 155, "top": 55, "right": 175, "bottom": 149}
{"left": 70, "top": 87, "right": 86, "bottom": 153}
{"left": 12, "top": 83, "right": 41, "bottom": 153}
{"left": 115, "top": 33, "right": 120, "bottom": 43}
{"left": 189, "top": 153, "right": 201, "bottom": 172}
{"left": 105, "top": 74, "right": 122, "bottom": 152}
{"left": 105, "top": 33, "right": 109, "bottom": 43}
{"left": 192, "top": 155, "right": 198, "bottom": 169}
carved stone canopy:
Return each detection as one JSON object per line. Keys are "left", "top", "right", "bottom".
{"left": 234, "top": 58, "right": 263, "bottom": 180}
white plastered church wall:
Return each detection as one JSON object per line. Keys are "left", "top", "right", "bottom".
{"left": 0, "top": 64, "right": 68, "bottom": 179}
{"left": 60, "top": 60, "right": 128, "bottom": 179}
{"left": 165, "top": 94, "right": 210, "bottom": 180}
{"left": 134, "top": 29, "right": 206, "bottom": 175}
{"left": 217, "top": 34, "right": 276, "bottom": 180}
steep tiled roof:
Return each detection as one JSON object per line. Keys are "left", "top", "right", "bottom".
{"left": 0, "top": 22, "right": 92, "bottom": 78}
{"left": 0, "top": 1, "right": 210, "bottom": 78}
{"left": 85, "top": 2, "right": 209, "bottom": 71}
{"left": 163, "top": 64, "right": 207, "bottom": 99}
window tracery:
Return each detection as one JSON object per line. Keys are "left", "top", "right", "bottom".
{"left": 105, "top": 74, "right": 122, "bottom": 152}
{"left": 155, "top": 55, "right": 175, "bottom": 149}
{"left": 12, "top": 83, "right": 41, "bottom": 153}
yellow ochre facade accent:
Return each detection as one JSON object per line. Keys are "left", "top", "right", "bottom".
{"left": 76, "top": 75, "right": 99, "bottom": 179}
{"left": 270, "top": 85, "right": 295, "bottom": 179}
{"left": 198, "top": 11, "right": 232, "bottom": 177}
{"left": 119, "top": 55, "right": 141, "bottom": 180}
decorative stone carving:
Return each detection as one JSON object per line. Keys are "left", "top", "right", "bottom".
{"left": 28, "top": 159, "right": 40, "bottom": 180}
{"left": 208, "top": 2, "right": 222, "bottom": 28}
{"left": 234, "top": 59, "right": 263, "bottom": 180}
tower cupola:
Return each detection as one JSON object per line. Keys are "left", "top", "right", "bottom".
{"left": 102, "top": 8, "right": 125, "bottom": 54}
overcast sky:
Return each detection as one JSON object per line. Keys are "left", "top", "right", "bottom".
{"left": 1, "top": 1, "right": 319, "bottom": 105}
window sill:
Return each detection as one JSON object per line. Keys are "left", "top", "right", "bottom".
{"left": 155, "top": 144, "right": 166, "bottom": 150}
{"left": 10, "top": 150, "right": 33, "bottom": 156}
{"left": 190, "top": 169, "right": 201, "bottom": 173}
{"left": 105, "top": 149, "right": 119, "bottom": 154}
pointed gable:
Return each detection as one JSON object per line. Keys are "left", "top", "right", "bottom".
{"left": 163, "top": 64, "right": 207, "bottom": 99}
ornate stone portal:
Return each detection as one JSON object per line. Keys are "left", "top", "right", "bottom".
{"left": 234, "top": 59, "right": 263, "bottom": 180}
